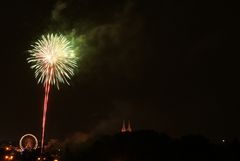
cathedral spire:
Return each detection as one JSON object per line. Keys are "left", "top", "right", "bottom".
{"left": 127, "top": 120, "right": 132, "bottom": 132}
{"left": 121, "top": 120, "right": 126, "bottom": 132}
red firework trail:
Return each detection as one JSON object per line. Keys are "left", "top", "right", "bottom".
{"left": 41, "top": 68, "right": 53, "bottom": 154}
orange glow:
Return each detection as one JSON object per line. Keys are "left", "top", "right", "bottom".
{"left": 5, "top": 147, "right": 10, "bottom": 151}
{"left": 4, "top": 155, "right": 14, "bottom": 160}
{"left": 54, "top": 159, "right": 58, "bottom": 161}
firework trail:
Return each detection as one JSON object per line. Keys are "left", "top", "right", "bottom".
{"left": 28, "top": 34, "right": 77, "bottom": 153}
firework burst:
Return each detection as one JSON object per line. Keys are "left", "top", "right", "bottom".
{"left": 27, "top": 33, "right": 78, "bottom": 154}
{"left": 28, "top": 33, "right": 77, "bottom": 88}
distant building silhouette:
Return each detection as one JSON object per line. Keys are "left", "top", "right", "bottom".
{"left": 121, "top": 120, "right": 127, "bottom": 132}
{"left": 121, "top": 120, "right": 132, "bottom": 132}
{"left": 127, "top": 120, "right": 132, "bottom": 132}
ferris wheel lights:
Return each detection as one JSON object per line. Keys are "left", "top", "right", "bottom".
{"left": 19, "top": 134, "right": 38, "bottom": 151}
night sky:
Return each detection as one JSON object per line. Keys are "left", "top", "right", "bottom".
{"left": 0, "top": 0, "right": 238, "bottom": 141}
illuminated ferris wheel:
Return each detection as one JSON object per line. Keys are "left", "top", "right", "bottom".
{"left": 19, "top": 134, "right": 38, "bottom": 151}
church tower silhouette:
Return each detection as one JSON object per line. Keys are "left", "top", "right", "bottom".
{"left": 121, "top": 120, "right": 126, "bottom": 132}
{"left": 121, "top": 120, "right": 133, "bottom": 132}
{"left": 127, "top": 120, "right": 132, "bottom": 132}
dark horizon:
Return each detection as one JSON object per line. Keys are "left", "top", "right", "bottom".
{"left": 2, "top": 130, "right": 240, "bottom": 161}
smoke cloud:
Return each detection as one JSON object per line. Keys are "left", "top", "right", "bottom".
{"left": 51, "top": 1, "right": 67, "bottom": 21}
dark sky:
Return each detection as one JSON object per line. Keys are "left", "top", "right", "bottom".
{"left": 0, "top": 0, "right": 238, "bottom": 141}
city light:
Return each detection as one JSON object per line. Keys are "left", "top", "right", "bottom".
{"left": 4, "top": 155, "right": 14, "bottom": 160}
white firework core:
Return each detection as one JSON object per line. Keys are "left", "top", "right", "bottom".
{"left": 28, "top": 34, "right": 77, "bottom": 88}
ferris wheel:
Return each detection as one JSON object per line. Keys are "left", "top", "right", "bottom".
{"left": 19, "top": 134, "right": 38, "bottom": 151}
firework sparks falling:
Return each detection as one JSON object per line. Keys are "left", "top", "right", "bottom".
{"left": 27, "top": 33, "right": 78, "bottom": 153}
